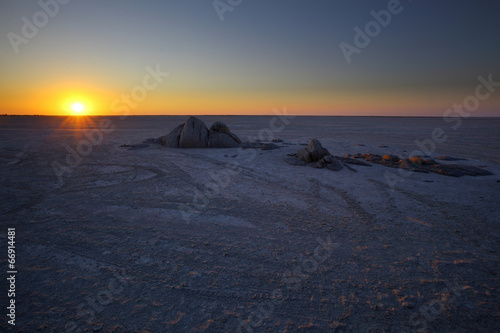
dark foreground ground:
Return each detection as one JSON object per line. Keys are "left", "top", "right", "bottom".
{"left": 0, "top": 116, "right": 499, "bottom": 332}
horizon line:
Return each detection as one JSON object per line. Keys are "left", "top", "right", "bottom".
{"left": 1, "top": 114, "right": 500, "bottom": 118}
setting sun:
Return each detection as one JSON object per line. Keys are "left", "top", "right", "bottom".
{"left": 71, "top": 102, "right": 85, "bottom": 114}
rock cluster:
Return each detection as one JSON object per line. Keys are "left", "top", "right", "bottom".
{"left": 348, "top": 153, "right": 493, "bottom": 177}
{"left": 285, "top": 139, "right": 493, "bottom": 177}
{"left": 156, "top": 117, "right": 241, "bottom": 148}
{"left": 285, "top": 139, "right": 371, "bottom": 171}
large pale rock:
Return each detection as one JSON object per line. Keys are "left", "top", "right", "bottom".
{"left": 161, "top": 124, "right": 184, "bottom": 147}
{"left": 208, "top": 131, "right": 240, "bottom": 148}
{"left": 179, "top": 116, "right": 209, "bottom": 148}
{"left": 210, "top": 121, "right": 231, "bottom": 135}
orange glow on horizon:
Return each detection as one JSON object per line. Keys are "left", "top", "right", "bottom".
{"left": 2, "top": 82, "right": 499, "bottom": 116}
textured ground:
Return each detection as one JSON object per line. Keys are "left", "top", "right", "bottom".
{"left": 0, "top": 116, "right": 499, "bottom": 332}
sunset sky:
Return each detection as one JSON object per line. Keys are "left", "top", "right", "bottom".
{"left": 1, "top": 0, "right": 499, "bottom": 116}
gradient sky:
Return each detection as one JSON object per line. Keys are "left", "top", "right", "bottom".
{"left": 1, "top": 0, "right": 499, "bottom": 116}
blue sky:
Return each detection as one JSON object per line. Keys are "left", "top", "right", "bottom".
{"left": 1, "top": 0, "right": 499, "bottom": 115}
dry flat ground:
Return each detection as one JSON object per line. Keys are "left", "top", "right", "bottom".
{"left": 0, "top": 116, "right": 499, "bottom": 332}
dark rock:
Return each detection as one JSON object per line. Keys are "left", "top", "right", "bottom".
{"left": 158, "top": 117, "right": 242, "bottom": 148}
{"left": 336, "top": 156, "right": 372, "bottom": 166}
{"left": 399, "top": 159, "right": 429, "bottom": 173}
{"left": 128, "top": 144, "right": 149, "bottom": 150}
{"left": 179, "top": 116, "right": 209, "bottom": 148}
{"left": 260, "top": 143, "right": 279, "bottom": 150}
{"left": 426, "top": 164, "right": 494, "bottom": 177}
{"left": 208, "top": 131, "right": 239, "bottom": 148}
{"left": 362, "top": 153, "right": 384, "bottom": 163}
{"left": 436, "top": 155, "right": 468, "bottom": 161}
{"left": 209, "top": 122, "right": 242, "bottom": 145}
{"left": 409, "top": 156, "right": 423, "bottom": 165}
{"left": 296, "top": 139, "right": 330, "bottom": 163}
{"left": 354, "top": 143, "right": 366, "bottom": 146}
{"left": 308, "top": 161, "right": 325, "bottom": 169}
{"left": 162, "top": 123, "right": 184, "bottom": 147}
{"left": 240, "top": 142, "right": 279, "bottom": 150}
{"left": 354, "top": 151, "right": 493, "bottom": 177}
{"left": 271, "top": 138, "right": 283, "bottom": 142}
{"left": 378, "top": 145, "right": 388, "bottom": 148}
{"left": 210, "top": 121, "right": 231, "bottom": 134}
{"left": 324, "top": 160, "right": 344, "bottom": 171}
{"left": 228, "top": 132, "right": 242, "bottom": 144}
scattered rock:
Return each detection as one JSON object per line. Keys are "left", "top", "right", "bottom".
{"left": 351, "top": 153, "right": 493, "bottom": 177}
{"left": 436, "top": 155, "right": 468, "bottom": 161}
{"left": 270, "top": 138, "right": 283, "bottom": 142}
{"left": 409, "top": 156, "right": 423, "bottom": 165}
{"left": 338, "top": 156, "right": 372, "bottom": 166}
{"left": 321, "top": 156, "right": 344, "bottom": 171}
{"left": 241, "top": 142, "right": 280, "bottom": 150}
{"left": 399, "top": 159, "right": 429, "bottom": 173}
{"left": 425, "top": 164, "right": 493, "bottom": 177}
{"left": 382, "top": 154, "right": 401, "bottom": 163}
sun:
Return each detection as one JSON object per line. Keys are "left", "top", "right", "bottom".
{"left": 71, "top": 102, "right": 85, "bottom": 114}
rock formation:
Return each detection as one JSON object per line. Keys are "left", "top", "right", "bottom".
{"left": 285, "top": 139, "right": 493, "bottom": 177}
{"left": 285, "top": 139, "right": 360, "bottom": 171}
{"left": 347, "top": 153, "right": 493, "bottom": 177}
{"left": 295, "top": 139, "right": 330, "bottom": 164}
{"left": 157, "top": 117, "right": 241, "bottom": 148}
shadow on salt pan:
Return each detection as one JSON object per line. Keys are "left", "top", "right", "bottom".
{"left": 97, "top": 206, "right": 255, "bottom": 228}
{"left": 188, "top": 214, "right": 256, "bottom": 228}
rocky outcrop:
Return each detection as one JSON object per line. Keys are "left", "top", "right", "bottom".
{"left": 285, "top": 139, "right": 363, "bottom": 172}
{"left": 348, "top": 153, "right": 493, "bottom": 177}
{"left": 286, "top": 142, "right": 493, "bottom": 177}
{"left": 208, "top": 121, "right": 241, "bottom": 148}
{"left": 296, "top": 139, "right": 330, "bottom": 164}
{"left": 157, "top": 117, "right": 241, "bottom": 148}
{"left": 208, "top": 131, "right": 239, "bottom": 148}
{"left": 179, "top": 116, "right": 209, "bottom": 148}
{"left": 161, "top": 124, "right": 184, "bottom": 147}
